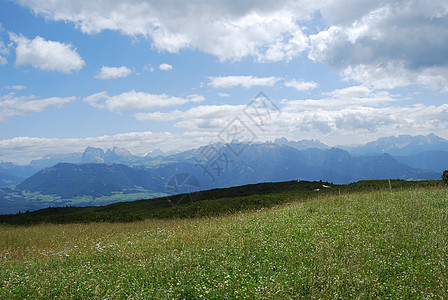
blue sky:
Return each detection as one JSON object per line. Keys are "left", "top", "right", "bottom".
{"left": 0, "top": 0, "right": 448, "bottom": 164}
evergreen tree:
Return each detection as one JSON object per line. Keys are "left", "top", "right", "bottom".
{"left": 442, "top": 170, "right": 448, "bottom": 184}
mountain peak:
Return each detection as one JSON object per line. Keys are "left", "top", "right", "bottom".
{"left": 82, "top": 147, "right": 105, "bottom": 163}
{"left": 274, "top": 137, "right": 328, "bottom": 150}
{"left": 111, "top": 147, "right": 132, "bottom": 157}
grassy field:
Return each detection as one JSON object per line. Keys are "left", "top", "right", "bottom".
{"left": 1, "top": 185, "right": 447, "bottom": 298}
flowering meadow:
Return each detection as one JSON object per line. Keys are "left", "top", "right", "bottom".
{"left": 1, "top": 187, "right": 447, "bottom": 298}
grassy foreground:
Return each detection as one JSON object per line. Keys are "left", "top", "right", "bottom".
{"left": 1, "top": 187, "right": 448, "bottom": 298}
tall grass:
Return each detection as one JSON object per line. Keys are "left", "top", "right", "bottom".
{"left": 1, "top": 187, "right": 447, "bottom": 298}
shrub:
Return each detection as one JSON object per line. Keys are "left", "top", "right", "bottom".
{"left": 442, "top": 170, "right": 448, "bottom": 185}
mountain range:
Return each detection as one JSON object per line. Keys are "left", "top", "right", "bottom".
{"left": 0, "top": 134, "right": 447, "bottom": 214}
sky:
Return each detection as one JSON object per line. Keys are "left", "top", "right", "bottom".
{"left": 0, "top": 0, "right": 448, "bottom": 164}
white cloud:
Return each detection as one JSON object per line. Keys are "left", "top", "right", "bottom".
{"left": 135, "top": 99, "right": 282, "bottom": 131}
{"left": 0, "top": 92, "right": 75, "bottom": 121}
{"left": 15, "top": 0, "right": 311, "bottom": 62}
{"left": 95, "top": 66, "right": 132, "bottom": 79}
{"left": 0, "top": 40, "right": 8, "bottom": 66}
{"left": 277, "top": 104, "right": 448, "bottom": 138}
{"left": 84, "top": 90, "right": 205, "bottom": 111}
{"left": 218, "top": 92, "right": 229, "bottom": 98}
{"left": 283, "top": 86, "right": 398, "bottom": 111}
{"left": 143, "top": 64, "right": 155, "bottom": 72}
{"left": 159, "top": 63, "right": 172, "bottom": 71}
{"left": 2, "top": 99, "right": 448, "bottom": 164}
{"left": 309, "top": 1, "right": 448, "bottom": 90}
{"left": 284, "top": 79, "right": 318, "bottom": 92}
{"left": 208, "top": 76, "right": 281, "bottom": 89}
{"left": 5, "top": 85, "right": 26, "bottom": 91}
{"left": 272, "top": 84, "right": 448, "bottom": 139}
{"left": 135, "top": 105, "right": 245, "bottom": 127}
{"left": 9, "top": 33, "right": 84, "bottom": 73}
{"left": 13, "top": 0, "right": 448, "bottom": 83}
{"left": 342, "top": 63, "right": 448, "bottom": 91}
{"left": 134, "top": 89, "right": 448, "bottom": 142}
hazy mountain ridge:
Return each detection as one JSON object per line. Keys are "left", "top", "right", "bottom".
{"left": 0, "top": 162, "right": 38, "bottom": 187}
{"left": 29, "top": 152, "right": 83, "bottom": 170}
{"left": 17, "top": 163, "right": 166, "bottom": 198}
{"left": 0, "top": 134, "right": 446, "bottom": 214}
{"left": 341, "top": 134, "right": 448, "bottom": 156}
{"left": 274, "top": 138, "right": 329, "bottom": 150}
{"left": 394, "top": 150, "right": 448, "bottom": 173}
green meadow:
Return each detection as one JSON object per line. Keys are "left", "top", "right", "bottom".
{"left": 1, "top": 185, "right": 448, "bottom": 298}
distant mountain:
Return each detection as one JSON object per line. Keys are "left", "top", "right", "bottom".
{"left": 394, "top": 150, "right": 448, "bottom": 173}
{"left": 81, "top": 147, "right": 105, "bottom": 163}
{"left": 0, "top": 162, "right": 38, "bottom": 187}
{"left": 342, "top": 134, "right": 448, "bottom": 156}
{"left": 82, "top": 146, "right": 153, "bottom": 164}
{"left": 144, "top": 143, "right": 438, "bottom": 186}
{"left": 17, "top": 163, "right": 165, "bottom": 198}
{"left": 302, "top": 147, "right": 438, "bottom": 182}
{"left": 29, "top": 152, "right": 83, "bottom": 169}
{"left": 10, "top": 142, "right": 438, "bottom": 208}
{"left": 1, "top": 135, "right": 445, "bottom": 214}
{"left": 274, "top": 137, "right": 328, "bottom": 150}
{"left": 104, "top": 147, "right": 135, "bottom": 163}
{"left": 144, "top": 148, "right": 178, "bottom": 157}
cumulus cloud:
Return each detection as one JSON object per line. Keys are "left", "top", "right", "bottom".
{"left": 0, "top": 92, "right": 75, "bottom": 121}
{"left": 208, "top": 76, "right": 281, "bottom": 89}
{"left": 309, "top": 1, "right": 448, "bottom": 90}
{"left": 14, "top": 0, "right": 311, "bottom": 62}
{"left": 342, "top": 63, "right": 448, "bottom": 91}
{"left": 159, "top": 63, "right": 172, "bottom": 71}
{"left": 95, "top": 66, "right": 132, "bottom": 79}
{"left": 284, "top": 79, "right": 318, "bottom": 92}
{"left": 9, "top": 33, "right": 84, "bottom": 73}
{"left": 84, "top": 90, "right": 205, "bottom": 111}
{"left": 13, "top": 0, "right": 448, "bottom": 87}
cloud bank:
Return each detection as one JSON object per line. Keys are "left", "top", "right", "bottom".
{"left": 84, "top": 90, "right": 205, "bottom": 112}
{"left": 14, "top": 0, "right": 448, "bottom": 90}
{"left": 0, "top": 131, "right": 218, "bottom": 164}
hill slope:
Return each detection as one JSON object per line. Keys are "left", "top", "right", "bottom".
{"left": 1, "top": 179, "right": 440, "bottom": 225}
{"left": 1, "top": 185, "right": 447, "bottom": 298}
